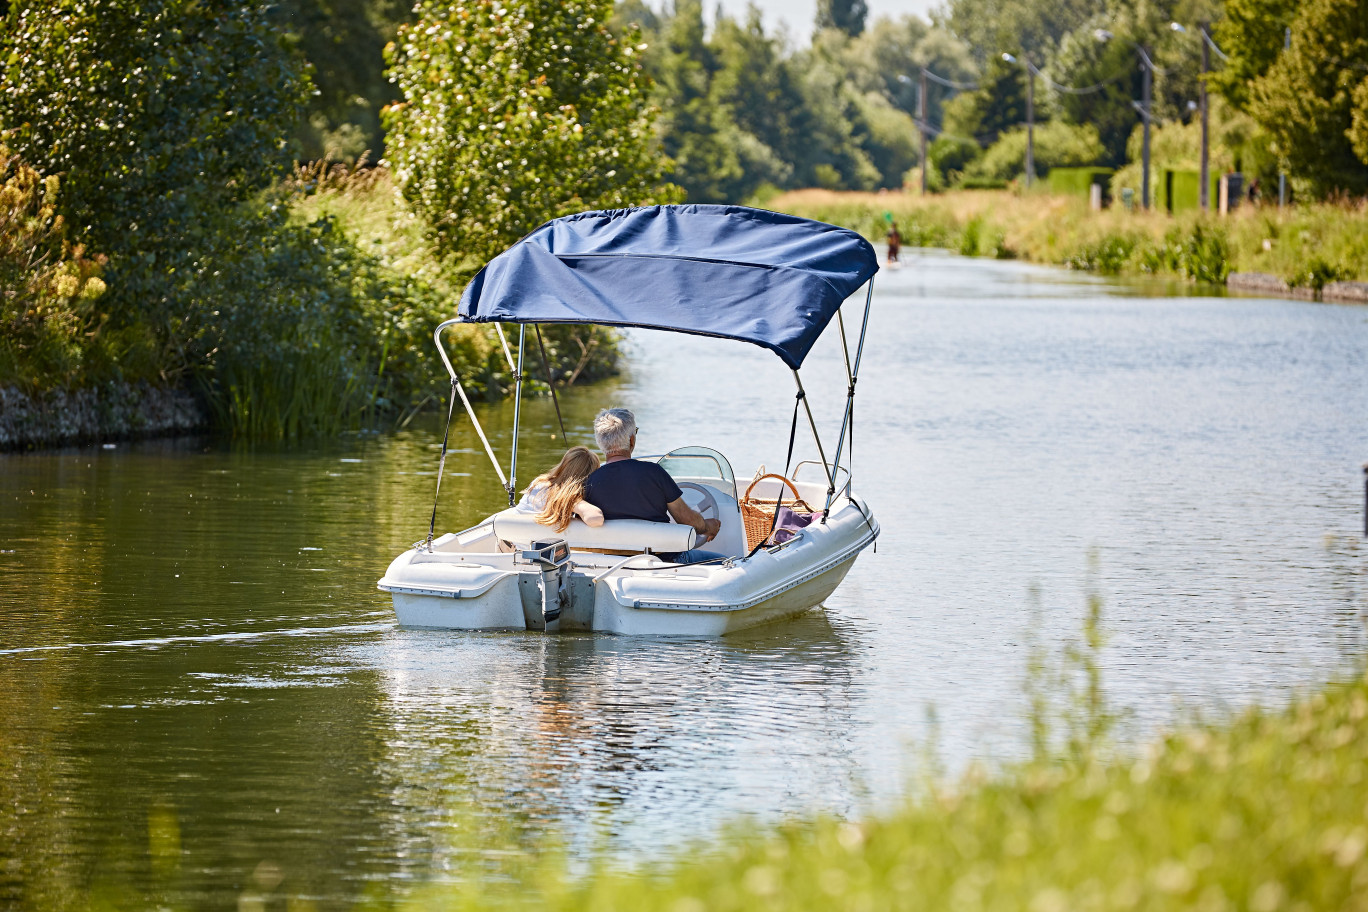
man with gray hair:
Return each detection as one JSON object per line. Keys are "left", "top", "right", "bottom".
{"left": 584, "top": 407, "right": 724, "bottom": 564}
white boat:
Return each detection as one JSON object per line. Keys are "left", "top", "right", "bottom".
{"left": 379, "top": 204, "right": 881, "bottom": 635}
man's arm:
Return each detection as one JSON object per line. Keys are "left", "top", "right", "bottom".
{"left": 667, "top": 498, "right": 721, "bottom": 543}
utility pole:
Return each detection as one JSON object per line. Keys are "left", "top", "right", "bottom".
{"left": 1140, "top": 45, "right": 1152, "bottom": 210}
{"left": 1025, "top": 55, "right": 1035, "bottom": 188}
{"left": 919, "top": 66, "right": 929, "bottom": 196}
{"left": 1279, "top": 26, "right": 1290, "bottom": 207}
{"left": 1199, "top": 25, "right": 1210, "bottom": 211}
{"left": 1003, "top": 53, "right": 1035, "bottom": 188}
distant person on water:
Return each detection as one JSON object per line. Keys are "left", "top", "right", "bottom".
{"left": 886, "top": 221, "right": 902, "bottom": 264}
{"left": 516, "top": 446, "right": 605, "bottom": 532}
{"left": 584, "top": 408, "right": 724, "bottom": 564}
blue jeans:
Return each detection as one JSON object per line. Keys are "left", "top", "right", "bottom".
{"left": 663, "top": 549, "right": 727, "bottom": 565}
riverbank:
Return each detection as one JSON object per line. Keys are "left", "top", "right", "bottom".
{"left": 765, "top": 188, "right": 1368, "bottom": 299}
{"left": 0, "top": 382, "right": 206, "bottom": 451}
{"left": 0, "top": 164, "right": 625, "bottom": 451}
{"left": 407, "top": 667, "right": 1368, "bottom": 910}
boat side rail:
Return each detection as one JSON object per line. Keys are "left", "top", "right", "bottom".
{"left": 791, "top": 461, "right": 850, "bottom": 491}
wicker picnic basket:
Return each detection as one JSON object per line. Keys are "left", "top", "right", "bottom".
{"left": 740, "top": 474, "right": 813, "bottom": 550}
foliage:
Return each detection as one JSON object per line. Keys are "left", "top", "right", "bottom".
{"left": 273, "top": 0, "right": 409, "bottom": 161}
{"left": 646, "top": 2, "right": 793, "bottom": 202}
{"left": 1210, "top": 0, "right": 1300, "bottom": 111}
{"left": 1353, "top": 79, "right": 1368, "bottom": 165}
{"left": 839, "top": 15, "right": 976, "bottom": 131}
{"left": 965, "top": 122, "right": 1108, "bottom": 182}
{"left": 1065, "top": 234, "right": 1141, "bottom": 273}
{"left": 637, "top": 7, "right": 970, "bottom": 202}
{"left": 367, "top": 588, "right": 1368, "bottom": 912}
{"left": 0, "top": 0, "right": 311, "bottom": 384}
{"left": 1141, "top": 222, "right": 1231, "bottom": 283}
{"left": 1050, "top": 29, "right": 1150, "bottom": 165}
{"left": 285, "top": 162, "right": 623, "bottom": 406}
{"left": 941, "top": 53, "right": 1028, "bottom": 147}
{"left": 0, "top": 148, "right": 108, "bottom": 391}
{"left": 1285, "top": 257, "right": 1349, "bottom": 291}
{"left": 766, "top": 187, "right": 1368, "bottom": 287}
{"left": 383, "top": 0, "right": 680, "bottom": 272}
{"left": 817, "top": 0, "right": 869, "bottom": 37}
{"left": 928, "top": 135, "right": 983, "bottom": 185}
{"left": 1247, "top": 0, "right": 1368, "bottom": 196}
{"left": 945, "top": 0, "right": 1109, "bottom": 66}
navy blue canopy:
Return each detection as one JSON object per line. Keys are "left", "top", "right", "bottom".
{"left": 457, "top": 204, "right": 878, "bottom": 370}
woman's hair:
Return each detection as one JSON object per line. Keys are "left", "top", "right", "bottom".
{"left": 594, "top": 407, "right": 636, "bottom": 454}
{"left": 528, "top": 446, "right": 601, "bottom": 532}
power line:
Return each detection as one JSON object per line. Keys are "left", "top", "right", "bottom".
{"left": 922, "top": 69, "right": 978, "bottom": 90}
{"left": 1031, "top": 61, "right": 1133, "bottom": 95}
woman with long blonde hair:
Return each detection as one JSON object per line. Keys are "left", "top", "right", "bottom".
{"left": 515, "top": 446, "right": 605, "bottom": 532}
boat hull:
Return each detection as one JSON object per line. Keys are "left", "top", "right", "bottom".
{"left": 380, "top": 497, "right": 877, "bottom": 637}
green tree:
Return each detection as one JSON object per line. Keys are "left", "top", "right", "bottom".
{"left": 941, "top": 52, "right": 1027, "bottom": 146}
{"left": 707, "top": 12, "right": 804, "bottom": 196}
{"left": 817, "top": 0, "right": 868, "bottom": 38}
{"left": 274, "top": 0, "right": 410, "bottom": 161}
{"left": 1210, "top": 0, "right": 1299, "bottom": 110}
{"left": 648, "top": 0, "right": 744, "bottom": 202}
{"left": 0, "top": 0, "right": 311, "bottom": 381}
{"left": 384, "top": 0, "right": 680, "bottom": 268}
{"left": 945, "top": 0, "right": 1107, "bottom": 65}
{"left": 1248, "top": 0, "right": 1368, "bottom": 195}
{"left": 1352, "top": 79, "right": 1368, "bottom": 164}
{"left": 1051, "top": 28, "right": 1149, "bottom": 165}
{"left": 841, "top": 16, "right": 975, "bottom": 133}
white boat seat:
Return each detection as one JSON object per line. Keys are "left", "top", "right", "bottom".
{"left": 490, "top": 508, "right": 696, "bottom": 554}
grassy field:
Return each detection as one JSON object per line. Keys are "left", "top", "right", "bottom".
{"left": 764, "top": 188, "right": 1368, "bottom": 289}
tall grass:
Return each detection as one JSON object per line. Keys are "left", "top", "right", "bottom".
{"left": 764, "top": 188, "right": 1368, "bottom": 286}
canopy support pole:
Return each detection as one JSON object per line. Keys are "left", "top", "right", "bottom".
{"left": 792, "top": 371, "right": 834, "bottom": 494}
{"left": 821, "top": 279, "right": 875, "bottom": 521}
{"left": 433, "top": 318, "right": 508, "bottom": 490}
{"left": 507, "top": 325, "right": 526, "bottom": 506}
{"left": 836, "top": 309, "right": 854, "bottom": 386}
{"left": 494, "top": 325, "right": 518, "bottom": 373}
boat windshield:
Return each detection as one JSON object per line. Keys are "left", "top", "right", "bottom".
{"left": 657, "top": 446, "right": 737, "bottom": 501}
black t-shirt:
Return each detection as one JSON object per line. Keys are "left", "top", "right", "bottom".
{"left": 584, "top": 460, "right": 683, "bottom": 523}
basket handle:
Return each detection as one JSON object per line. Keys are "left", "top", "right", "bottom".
{"left": 743, "top": 473, "right": 803, "bottom": 504}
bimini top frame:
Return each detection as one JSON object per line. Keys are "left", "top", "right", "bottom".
{"left": 426, "top": 204, "right": 879, "bottom": 546}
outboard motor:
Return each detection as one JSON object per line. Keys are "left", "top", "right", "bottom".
{"left": 521, "top": 539, "right": 571, "bottom": 632}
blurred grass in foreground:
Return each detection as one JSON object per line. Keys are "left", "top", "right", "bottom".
{"left": 383, "top": 591, "right": 1368, "bottom": 911}
{"left": 391, "top": 679, "right": 1368, "bottom": 911}
{"left": 765, "top": 188, "right": 1368, "bottom": 289}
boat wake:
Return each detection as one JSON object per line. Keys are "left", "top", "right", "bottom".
{"left": 0, "top": 621, "right": 391, "bottom": 656}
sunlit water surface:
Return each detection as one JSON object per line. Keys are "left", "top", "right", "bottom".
{"left": 3, "top": 252, "right": 1366, "bottom": 907}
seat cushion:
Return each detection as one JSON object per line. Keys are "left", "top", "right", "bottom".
{"left": 489, "top": 509, "right": 696, "bottom": 553}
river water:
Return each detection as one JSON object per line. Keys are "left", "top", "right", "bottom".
{"left": 2, "top": 251, "right": 1366, "bottom": 907}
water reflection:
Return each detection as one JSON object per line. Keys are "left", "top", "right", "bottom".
{"left": 373, "top": 610, "right": 862, "bottom": 856}
{"left": 1, "top": 250, "right": 1366, "bottom": 906}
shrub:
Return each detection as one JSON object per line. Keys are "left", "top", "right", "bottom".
{"left": 958, "top": 216, "right": 984, "bottom": 256}
{"left": 1143, "top": 223, "right": 1230, "bottom": 285}
{"left": 0, "top": 0, "right": 311, "bottom": 384}
{"left": 1286, "top": 258, "right": 1348, "bottom": 293}
{"left": 965, "top": 122, "right": 1107, "bottom": 183}
{"left": 1064, "top": 235, "right": 1140, "bottom": 275}
{"left": 0, "top": 147, "right": 108, "bottom": 391}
